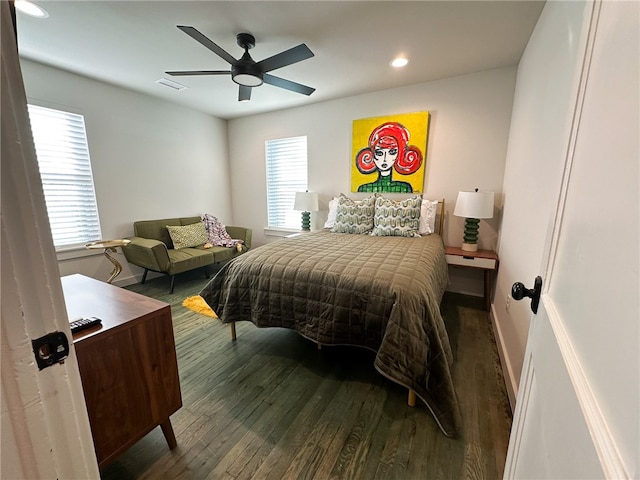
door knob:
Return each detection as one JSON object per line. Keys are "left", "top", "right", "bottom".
{"left": 511, "top": 276, "right": 543, "bottom": 314}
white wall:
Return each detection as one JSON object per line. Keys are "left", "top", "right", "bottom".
{"left": 20, "top": 60, "right": 231, "bottom": 285}
{"left": 228, "top": 67, "right": 517, "bottom": 296}
{"left": 492, "top": 1, "right": 593, "bottom": 405}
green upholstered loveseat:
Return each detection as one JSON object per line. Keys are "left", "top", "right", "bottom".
{"left": 122, "top": 216, "right": 252, "bottom": 293}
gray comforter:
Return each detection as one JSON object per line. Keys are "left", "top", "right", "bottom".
{"left": 200, "top": 230, "right": 461, "bottom": 437}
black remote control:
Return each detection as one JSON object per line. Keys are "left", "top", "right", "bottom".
{"left": 69, "top": 316, "right": 102, "bottom": 333}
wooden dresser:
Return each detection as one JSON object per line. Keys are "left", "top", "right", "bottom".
{"left": 61, "top": 274, "right": 182, "bottom": 470}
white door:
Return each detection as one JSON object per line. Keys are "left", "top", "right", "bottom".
{"left": 504, "top": 1, "right": 638, "bottom": 478}
{"left": 1, "top": 3, "right": 99, "bottom": 478}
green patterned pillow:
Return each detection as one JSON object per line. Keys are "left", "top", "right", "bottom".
{"left": 372, "top": 195, "right": 422, "bottom": 237}
{"left": 331, "top": 194, "right": 377, "bottom": 234}
{"left": 166, "top": 222, "right": 208, "bottom": 249}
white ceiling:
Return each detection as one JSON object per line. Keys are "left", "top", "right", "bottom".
{"left": 16, "top": 1, "right": 545, "bottom": 120}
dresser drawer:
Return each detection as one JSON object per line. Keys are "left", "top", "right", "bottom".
{"left": 445, "top": 254, "right": 497, "bottom": 270}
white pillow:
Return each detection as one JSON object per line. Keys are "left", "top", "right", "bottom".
{"left": 419, "top": 199, "right": 438, "bottom": 235}
{"left": 323, "top": 197, "right": 339, "bottom": 228}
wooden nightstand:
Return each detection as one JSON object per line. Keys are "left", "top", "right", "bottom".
{"left": 445, "top": 246, "right": 499, "bottom": 312}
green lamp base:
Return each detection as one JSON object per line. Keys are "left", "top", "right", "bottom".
{"left": 461, "top": 217, "right": 480, "bottom": 252}
{"left": 301, "top": 211, "right": 311, "bottom": 231}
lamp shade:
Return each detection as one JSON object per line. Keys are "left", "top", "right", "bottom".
{"left": 294, "top": 192, "right": 319, "bottom": 212}
{"left": 453, "top": 190, "right": 494, "bottom": 219}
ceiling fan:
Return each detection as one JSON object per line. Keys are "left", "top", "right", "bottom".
{"left": 166, "top": 26, "right": 315, "bottom": 102}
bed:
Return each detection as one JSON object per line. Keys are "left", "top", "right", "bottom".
{"left": 200, "top": 199, "right": 461, "bottom": 437}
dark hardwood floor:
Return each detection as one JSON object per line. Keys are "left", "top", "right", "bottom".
{"left": 101, "top": 270, "right": 512, "bottom": 480}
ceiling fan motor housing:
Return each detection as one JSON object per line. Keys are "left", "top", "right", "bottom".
{"left": 232, "top": 51, "right": 263, "bottom": 86}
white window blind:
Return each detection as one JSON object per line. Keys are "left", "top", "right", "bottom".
{"left": 27, "top": 104, "right": 102, "bottom": 248}
{"left": 265, "top": 136, "right": 308, "bottom": 229}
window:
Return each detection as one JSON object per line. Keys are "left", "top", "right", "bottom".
{"left": 27, "top": 104, "right": 102, "bottom": 249}
{"left": 265, "top": 136, "right": 308, "bottom": 229}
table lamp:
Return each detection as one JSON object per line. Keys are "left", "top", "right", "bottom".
{"left": 294, "top": 191, "right": 319, "bottom": 231}
{"left": 453, "top": 189, "right": 494, "bottom": 252}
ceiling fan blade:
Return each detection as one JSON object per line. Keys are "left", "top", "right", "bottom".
{"left": 238, "top": 85, "right": 252, "bottom": 102}
{"left": 257, "top": 44, "right": 314, "bottom": 72}
{"left": 166, "top": 70, "right": 230, "bottom": 76}
{"left": 177, "top": 25, "right": 237, "bottom": 65}
{"left": 263, "top": 74, "right": 315, "bottom": 96}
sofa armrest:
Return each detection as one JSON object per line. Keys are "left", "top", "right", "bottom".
{"left": 122, "top": 237, "right": 171, "bottom": 273}
{"left": 225, "top": 226, "right": 252, "bottom": 250}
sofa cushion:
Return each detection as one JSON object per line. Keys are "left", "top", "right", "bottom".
{"left": 208, "top": 245, "right": 237, "bottom": 262}
{"left": 167, "top": 247, "right": 215, "bottom": 275}
{"left": 167, "top": 222, "right": 208, "bottom": 249}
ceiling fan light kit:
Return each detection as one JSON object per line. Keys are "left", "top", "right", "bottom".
{"left": 167, "top": 26, "right": 315, "bottom": 102}
{"left": 233, "top": 72, "right": 263, "bottom": 87}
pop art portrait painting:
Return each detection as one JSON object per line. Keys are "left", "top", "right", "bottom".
{"left": 351, "top": 112, "right": 429, "bottom": 193}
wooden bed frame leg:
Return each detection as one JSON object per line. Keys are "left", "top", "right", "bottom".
{"left": 408, "top": 389, "right": 417, "bottom": 407}
{"left": 230, "top": 321, "right": 236, "bottom": 341}
{"left": 317, "top": 343, "right": 322, "bottom": 351}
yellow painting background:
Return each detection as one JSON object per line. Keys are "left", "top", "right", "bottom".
{"left": 351, "top": 111, "right": 430, "bottom": 193}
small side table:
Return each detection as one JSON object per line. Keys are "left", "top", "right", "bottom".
{"left": 444, "top": 246, "right": 499, "bottom": 312}
{"left": 85, "top": 239, "right": 131, "bottom": 283}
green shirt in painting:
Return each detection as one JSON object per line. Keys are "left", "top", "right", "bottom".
{"left": 357, "top": 174, "right": 413, "bottom": 193}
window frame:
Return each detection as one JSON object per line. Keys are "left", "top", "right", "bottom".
{"left": 264, "top": 135, "right": 309, "bottom": 234}
{"left": 26, "top": 101, "right": 103, "bottom": 256}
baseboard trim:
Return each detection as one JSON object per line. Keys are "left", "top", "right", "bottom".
{"left": 490, "top": 305, "right": 518, "bottom": 409}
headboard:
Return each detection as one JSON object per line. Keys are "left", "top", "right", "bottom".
{"left": 436, "top": 198, "right": 446, "bottom": 236}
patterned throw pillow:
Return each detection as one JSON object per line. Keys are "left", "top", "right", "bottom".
{"left": 166, "top": 222, "right": 208, "bottom": 249}
{"left": 371, "top": 195, "right": 422, "bottom": 237}
{"left": 331, "top": 194, "right": 377, "bottom": 234}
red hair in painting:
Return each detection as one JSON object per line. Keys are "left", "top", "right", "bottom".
{"left": 356, "top": 122, "right": 422, "bottom": 175}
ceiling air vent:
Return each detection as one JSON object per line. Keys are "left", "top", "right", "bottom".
{"left": 155, "top": 78, "right": 188, "bottom": 91}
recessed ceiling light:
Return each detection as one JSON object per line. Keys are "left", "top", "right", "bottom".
{"left": 390, "top": 57, "right": 409, "bottom": 68}
{"left": 14, "top": 0, "right": 49, "bottom": 18}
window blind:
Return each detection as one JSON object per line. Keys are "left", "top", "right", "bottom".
{"left": 27, "top": 104, "right": 102, "bottom": 248}
{"left": 265, "top": 136, "right": 308, "bottom": 229}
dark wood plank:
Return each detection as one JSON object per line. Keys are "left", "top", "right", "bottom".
{"left": 100, "top": 269, "right": 512, "bottom": 480}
